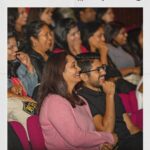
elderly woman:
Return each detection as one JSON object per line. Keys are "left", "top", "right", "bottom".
{"left": 38, "top": 52, "right": 117, "bottom": 150}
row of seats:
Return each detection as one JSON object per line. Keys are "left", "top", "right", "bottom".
{"left": 9, "top": 115, "right": 46, "bottom": 150}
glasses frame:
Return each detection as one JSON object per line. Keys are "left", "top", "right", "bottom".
{"left": 80, "top": 65, "right": 106, "bottom": 74}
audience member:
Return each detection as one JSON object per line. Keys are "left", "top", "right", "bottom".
{"left": 97, "top": 8, "right": 115, "bottom": 23}
{"left": 76, "top": 52, "right": 143, "bottom": 150}
{"left": 23, "top": 20, "right": 53, "bottom": 81}
{"left": 54, "top": 18, "right": 88, "bottom": 55}
{"left": 8, "top": 8, "right": 28, "bottom": 50}
{"left": 104, "top": 22, "right": 141, "bottom": 77}
{"left": 38, "top": 52, "right": 117, "bottom": 150}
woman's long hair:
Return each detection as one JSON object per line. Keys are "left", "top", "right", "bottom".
{"left": 80, "top": 21, "right": 104, "bottom": 51}
{"left": 54, "top": 18, "right": 77, "bottom": 51}
{"left": 38, "top": 52, "right": 85, "bottom": 112}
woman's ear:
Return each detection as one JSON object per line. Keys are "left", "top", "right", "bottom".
{"left": 30, "top": 36, "right": 37, "bottom": 48}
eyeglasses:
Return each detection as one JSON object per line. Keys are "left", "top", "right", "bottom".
{"left": 80, "top": 65, "right": 107, "bottom": 74}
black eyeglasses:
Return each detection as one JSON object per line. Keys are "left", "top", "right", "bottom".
{"left": 80, "top": 65, "right": 107, "bottom": 74}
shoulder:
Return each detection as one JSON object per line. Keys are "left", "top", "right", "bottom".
{"left": 42, "top": 94, "right": 71, "bottom": 108}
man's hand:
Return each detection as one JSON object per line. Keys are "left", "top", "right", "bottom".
{"left": 102, "top": 81, "right": 115, "bottom": 96}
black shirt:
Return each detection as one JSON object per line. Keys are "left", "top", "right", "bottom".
{"left": 77, "top": 86, "right": 131, "bottom": 140}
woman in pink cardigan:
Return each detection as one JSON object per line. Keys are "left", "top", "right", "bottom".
{"left": 38, "top": 52, "right": 117, "bottom": 150}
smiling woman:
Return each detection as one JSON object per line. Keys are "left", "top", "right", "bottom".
{"left": 23, "top": 20, "right": 53, "bottom": 81}
{"left": 37, "top": 52, "right": 117, "bottom": 150}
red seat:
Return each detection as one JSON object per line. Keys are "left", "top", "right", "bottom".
{"left": 119, "top": 90, "right": 143, "bottom": 129}
{"left": 27, "top": 115, "right": 46, "bottom": 150}
{"left": 9, "top": 121, "right": 31, "bottom": 150}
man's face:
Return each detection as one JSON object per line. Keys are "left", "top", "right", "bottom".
{"left": 82, "top": 59, "right": 106, "bottom": 90}
{"left": 81, "top": 8, "right": 96, "bottom": 23}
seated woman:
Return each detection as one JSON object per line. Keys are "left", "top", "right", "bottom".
{"left": 8, "top": 8, "right": 28, "bottom": 50}
{"left": 27, "top": 8, "right": 55, "bottom": 26}
{"left": 23, "top": 20, "right": 53, "bottom": 82}
{"left": 80, "top": 21, "right": 136, "bottom": 93}
{"left": 53, "top": 18, "right": 88, "bottom": 55}
{"left": 8, "top": 26, "right": 37, "bottom": 136}
{"left": 8, "top": 25, "right": 38, "bottom": 97}
{"left": 97, "top": 8, "right": 115, "bottom": 23}
{"left": 104, "top": 22, "right": 141, "bottom": 77}
{"left": 27, "top": 8, "right": 55, "bottom": 51}
{"left": 38, "top": 52, "right": 117, "bottom": 150}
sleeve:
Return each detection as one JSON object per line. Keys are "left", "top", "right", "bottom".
{"left": 46, "top": 95, "right": 115, "bottom": 148}
{"left": 17, "top": 64, "right": 38, "bottom": 96}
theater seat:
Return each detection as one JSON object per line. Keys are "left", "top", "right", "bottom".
{"left": 9, "top": 121, "right": 31, "bottom": 150}
{"left": 119, "top": 90, "right": 143, "bottom": 129}
{"left": 27, "top": 115, "right": 46, "bottom": 150}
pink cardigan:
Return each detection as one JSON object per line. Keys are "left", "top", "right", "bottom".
{"left": 39, "top": 94, "right": 114, "bottom": 150}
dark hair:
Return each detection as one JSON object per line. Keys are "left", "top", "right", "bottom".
{"left": 8, "top": 25, "right": 21, "bottom": 78}
{"left": 27, "top": 8, "right": 46, "bottom": 24}
{"left": 80, "top": 21, "right": 105, "bottom": 50}
{"left": 123, "top": 27, "right": 143, "bottom": 66}
{"left": 104, "top": 22, "right": 124, "bottom": 44}
{"left": 126, "top": 27, "right": 142, "bottom": 59}
{"left": 97, "top": 8, "right": 109, "bottom": 21}
{"left": 8, "top": 8, "right": 19, "bottom": 28}
{"left": 38, "top": 52, "right": 85, "bottom": 112}
{"left": 8, "top": 25, "right": 16, "bottom": 39}
{"left": 76, "top": 52, "right": 100, "bottom": 75}
{"left": 23, "top": 20, "right": 49, "bottom": 50}
{"left": 74, "top": 8, "right": 87, "bottom": 20}
{"left": 54, "top": 18, "right": 77, "bottom": 51}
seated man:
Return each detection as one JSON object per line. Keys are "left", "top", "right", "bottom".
{"left": 76, "top": 52, "right": 142, "bottom": 150}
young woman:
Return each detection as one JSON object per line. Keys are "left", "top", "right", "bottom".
{"left": 24, "top": 20, "right": 53, "bottom": 81}
{"left": 8, "top": 8, "right": 28, "bottom": 49}
{"left": 53, "top": 18, "right": 88, "bottom": 55}
{"left": 38, "top": 52, "right": 117, "bottom": 150}
{"left": 8, "top": 26, "right": 38, "bottom": 97}
{"left": 97, "top": 8, "right": 115, "bottom": 23}
{"left": 27, "top": 8, "right": 54, "bottom": 26}
{"left": 104, "top": 22, "right": 141, "bottom": 76}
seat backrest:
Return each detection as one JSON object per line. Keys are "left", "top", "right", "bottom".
{"left": 118, "top": 93, "right": 132, "bottom": 113}
{"left": 27, "top": 115, "right": 46, "bottom": 150}
{"left": 9, "top": 121, "right": 31, "bottom": 150}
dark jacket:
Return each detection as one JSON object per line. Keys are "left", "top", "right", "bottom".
{"left": 28, "top": 50, "right": 45, "bottom": 82}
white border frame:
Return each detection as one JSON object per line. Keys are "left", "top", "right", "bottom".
{"left": 1, "top": 1, "right": 149, "bottom": 150}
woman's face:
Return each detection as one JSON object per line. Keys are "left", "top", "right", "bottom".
{"left": 40, "top": 8, "right": 54, "bottom": 25}
{"left": 114, "top": 28, "right": 128, "bottom": 45}
{"left": 32, "top": 25, "right": 53, "bottom": 53}
{"left": 67, "top": 26, "right": 82, "bottom": 47}
{"left": 63, "top": 55, "right": 81, "bottom": 88}
{"left": 16, "top": 8, "right": 28, "bottom": 27}
{"left": 102, "top": 8, "right": 115, "bottom": 23}
{"left": 89, "top": 27, "right": 105, "bottom": 48}
{"left": 8, "top": 37, "right": 18, "bottom": 61}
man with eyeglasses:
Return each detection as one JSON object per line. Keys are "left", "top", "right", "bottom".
{"left": 76, "top": 52, "right": 142, "bottom": 150}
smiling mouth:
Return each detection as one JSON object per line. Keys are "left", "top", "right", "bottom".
{"left": 99, "top": 75, "right": 105, "bottom": 81}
